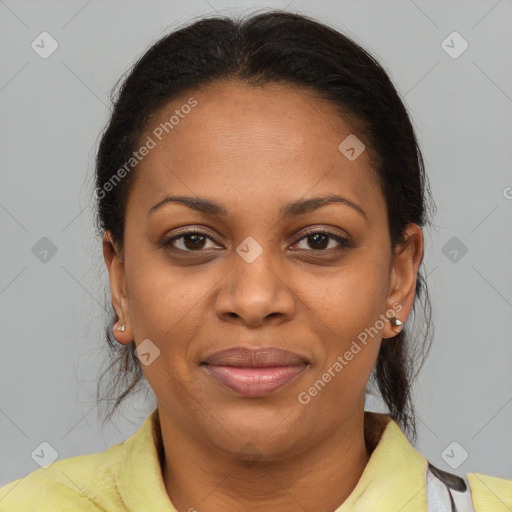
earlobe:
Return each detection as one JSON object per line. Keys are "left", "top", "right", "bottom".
{"left": 382, "top": 310, "right": 404, "bottom": 339}
{"left": 389, "top": 316, "right": 403, "bottom": 331}
{"left": 113, "top": 322, "right": 132, "bottom": 345}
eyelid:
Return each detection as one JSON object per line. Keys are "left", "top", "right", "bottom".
{"left": 296, "top": 226, "right": 352, "bottom": 241}
{"left": 292, "top": 228, "right": 354, "bottom": 250}
{"left": 159, "top": 226, "right": 223, "bottom": 249}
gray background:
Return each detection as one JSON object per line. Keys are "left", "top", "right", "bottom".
{"left": 1, "top": 0, "right": 511, "bottom": 489}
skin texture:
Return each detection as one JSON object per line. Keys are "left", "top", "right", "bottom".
{"left": 103, "top": 80, "right": 423, "bottom": 512}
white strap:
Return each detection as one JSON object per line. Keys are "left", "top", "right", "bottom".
{"left": 427, "top": 469, "right": 454, "bottom": 511}
{"left": 450, "top": 475, "right": 476, "bottom": 512}
{"left": 426, "top": 466, "right": 476, "bottom": 512}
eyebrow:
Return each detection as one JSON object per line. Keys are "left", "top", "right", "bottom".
{"left": 147, "top": 194, "right": 367, "bottom": 221}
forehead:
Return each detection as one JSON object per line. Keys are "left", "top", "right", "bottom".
{"left": 129, "top": 80, "right": 384, "bottom": 221}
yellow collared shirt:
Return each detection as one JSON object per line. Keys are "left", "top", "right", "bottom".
{"left": 0, "top": 409, "right": 510, "bottom": 511}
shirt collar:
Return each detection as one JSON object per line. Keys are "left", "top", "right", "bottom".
{"left": 336, "top": 411, "right": 428, "bottom": 512}
{"left": 117, "top": 408, "right": 177, "bottom": 511}
{"left": 117, "top": 409, "right": 428, "bottom": 512}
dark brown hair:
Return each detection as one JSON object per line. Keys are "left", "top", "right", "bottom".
{"left": 94, "top": 10, "right": 434, "bottom": 440}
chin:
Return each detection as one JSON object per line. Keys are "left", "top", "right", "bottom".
{"left": 199, "top": 402, "right": 310, "bottom": 460}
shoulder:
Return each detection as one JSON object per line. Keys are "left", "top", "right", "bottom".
{"left": 467, "top": 471, "right": 512, "bottom": 511}
{"left": 0, "top": 440, "right": 125, "bottom": 511}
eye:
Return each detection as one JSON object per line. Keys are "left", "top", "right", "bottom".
{"left": 158, "top": 227, "right": 353, "bottom": 255}
{"left": 158, "top": 228, "right": 221, "bottom": 252}
{"left": 292, "top": 229, "right": 353, "bottom": 252}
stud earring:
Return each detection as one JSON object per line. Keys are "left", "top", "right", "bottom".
{"left": 116, "top": 323, "right": 127, "bottom": 332}
{"left": 389, "top": 317, "right": 403, "bottom": 331}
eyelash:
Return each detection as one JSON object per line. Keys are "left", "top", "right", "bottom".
{"left": 158, "top": 227, "right": 353, "bottom": 255}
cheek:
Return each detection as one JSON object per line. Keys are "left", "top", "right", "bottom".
{"left": 297, "top": 246, "right": 389, "bottom": 403}
{"left": 305, "top": 254, "right": 390, "bottom": 336}
{"left": 299, "top": 272, "right": 384, "bottom": 418}
{"left": 125, "top": 255, "right": 208, "bottom": 353}
{"left": 302, "top": 348, "right": 378, "bottom": 430}
{"left": 125, "top": 263, "right": 206, "bottom": 405}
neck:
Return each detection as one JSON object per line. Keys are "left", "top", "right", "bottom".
{"left": 157, "top": 400, "right": 375, "bottom": 512}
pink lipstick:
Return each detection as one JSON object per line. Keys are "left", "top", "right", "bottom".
{"left": 202, "top": 347, "right": 308, "bottom": 397}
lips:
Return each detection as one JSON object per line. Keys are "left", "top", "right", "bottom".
{"left": 203, "top": 347, "right": 308, "bottom": 367}
{"left": 201, "top": 347, "right": 309, "bottom": 397}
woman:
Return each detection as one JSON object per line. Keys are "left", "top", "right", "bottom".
{"left": 1, "top": 10, "right": 510, "bottom": 512}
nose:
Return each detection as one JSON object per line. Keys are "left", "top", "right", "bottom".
{"left": 214, "top": 246, "right": 296, "bottom": 327}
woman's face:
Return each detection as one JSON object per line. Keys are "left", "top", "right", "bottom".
{"left": 104, "top": 80, "right": 422, "bottom": 460}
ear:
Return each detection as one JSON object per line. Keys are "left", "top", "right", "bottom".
{"left": 382, "top": 223, "right": 424, "bottom": 339}
{"left": 103, "top": 231, "right": 133, "bottom": 345}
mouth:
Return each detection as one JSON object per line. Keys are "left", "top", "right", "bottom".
{"left": 201, "top": 347, "right": 309, "bottom": 397}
